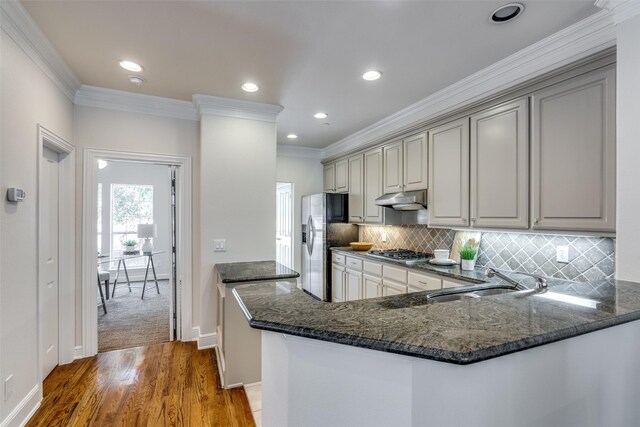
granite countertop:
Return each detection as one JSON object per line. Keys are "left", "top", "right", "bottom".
{"left": 233, "top": 274, "right": 640, "bottom": 365}
{"left": 215, "top": 260, "right": 299, "bottom": 284}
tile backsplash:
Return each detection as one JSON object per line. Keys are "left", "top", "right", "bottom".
{"left": 359, "top": 225, "right": 615, "bottom": 282}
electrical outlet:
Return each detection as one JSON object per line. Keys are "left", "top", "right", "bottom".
{"left": 556, "top": 246, "right": 570, "bottom": 263}
{"left": 380, "top": 231, "right": 387, "bottom": 243}
{"left": 214, "top": 239, "right": 226, "bottom": 252}
{"left": 4, "top": 375, "right": 13, "bottom": 401}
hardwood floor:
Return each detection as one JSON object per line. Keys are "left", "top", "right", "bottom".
{"left": 27, "top": 342, "right": 256, "bottom": 427}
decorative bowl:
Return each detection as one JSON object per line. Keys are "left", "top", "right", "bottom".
{"left": 350, "top": 242, "right": 374, "bottom": 251}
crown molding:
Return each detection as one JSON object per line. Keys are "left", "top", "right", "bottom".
{"left": 323, "top": 8, "right": 619, "bottom": 160}
{"left": 192, "top": 94, "right": 283, "bottom": 123}
{"left": 277, "top": 144, "right": 325, "bottom": 159}
{"left": 0, "top": 0, "right": 81, "bottom": 100}
{"left": 594, "top": 0, "right": 640, "bottom": 22}
{"left": 75, "top": 85, "right": 199, "bottom": 121}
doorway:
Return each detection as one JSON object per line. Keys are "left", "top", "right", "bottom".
{"left": 276, "top": 182, "right": 293, "bottom": 269}
{"left": 82, "top": 149, "right": 193, "bottom": 357}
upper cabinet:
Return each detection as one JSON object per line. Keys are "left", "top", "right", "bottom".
{"left": 403, "top": 133, "right": 428, "bottom": 191}
{"left": 323, "top": 160, "right": 349, "bottom": 193}
{"left": 363, "top": 148, "right": 384, "bottom": 224}
{"left": 383, "top": 140, "right": 403, "bottom": 193}
{"left": 531, "top": 67, "right": 616, "bottom": 232}
{"left": 348, "top": 154, "right": 364, "bottom": 223}
{"left": 428, "top": 118, "right": 470, "bottom": 227}
{"left": 470, "top": 98, "right": 529, "bottom": 229}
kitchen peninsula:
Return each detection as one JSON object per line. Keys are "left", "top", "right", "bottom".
{"left": 234, "top": 271, "right": 640, "bottom": 426}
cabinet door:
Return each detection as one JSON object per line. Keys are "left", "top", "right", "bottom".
{"left": 345, "top": 269, "right": 362, "bottom": 301}
{"left": 382, "top": 280, "right": 407, "bottom": 296}
{"left": 428, "top": 118, "right": 470, "bottom": 227}
{"left": 363, "top": 148, "right": 384, "bottom": 224}
{"left": 323, "top": 163, "right": 335, "bottom": 192}
{"left": 403, "top": 133, "right": 428, "bottom": 191}
{"left": 332, "top": 264, "right": 345, "bottom": 302}
{"left": 335, "top": 159, "right": 349, "bottom": 193}
{"left": 470, "top": 98, "right": 529, "bottom": 229}
{"left": 531, "top": 68, "right": 616, "bottom": 232}
{"left": 383, "top": 140, "right": 403, "bottom": 193}
{"left": 363, "top": 274, "right": 381, "bottom": 299}
{"left": 348, "top": 154, "right": 364, "bottom": 223}
{"left": 407, "top": 271, "right": 442, "bottom": 291}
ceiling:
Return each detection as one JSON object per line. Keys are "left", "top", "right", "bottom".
{"left": 22, "top": 0, "right": 599, "bottom": 149}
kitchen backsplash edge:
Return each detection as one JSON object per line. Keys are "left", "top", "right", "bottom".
{"left": 359, "top": 225, "right": 615, "bottom": 282}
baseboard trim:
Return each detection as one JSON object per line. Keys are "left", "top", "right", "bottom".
{"left": 0, "top": 385, "right": 40, "bottom": 427}
{"left": 73, "top": 346, "right": 84, "bottom": 360}
{"left": 191, "top": 326, "right": 217, "bottom": 350}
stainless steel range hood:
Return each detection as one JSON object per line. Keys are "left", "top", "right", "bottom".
{"left": 375, "top": 190, "right": 427, "bottom": 211}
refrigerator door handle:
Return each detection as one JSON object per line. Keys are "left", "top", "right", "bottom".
{"left": 307, "top": 215, "right": 315, "bottom": 256}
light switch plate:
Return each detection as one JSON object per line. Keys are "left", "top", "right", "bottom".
{"left": 556, "top": 246, "right": 569, "bottom": 263}
{"left": 214, "top": 239, "right": 226, "bottom": 252}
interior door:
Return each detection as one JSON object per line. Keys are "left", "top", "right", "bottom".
{"left": 41, "top": 146, "right": 60, "bottom": 379}
{"left": 276, "top": 183, "right": 293, "bottom": 268}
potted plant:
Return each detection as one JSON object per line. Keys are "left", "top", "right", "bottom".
{"left": 122, "top": 239, "right": 139, "bottom": 254}
{"left": 459, "top": 242, "right": 478, "bottom": 271}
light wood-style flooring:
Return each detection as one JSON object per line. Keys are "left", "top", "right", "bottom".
{"left": 26, "top": 341, "right": 255, "bottom": 427}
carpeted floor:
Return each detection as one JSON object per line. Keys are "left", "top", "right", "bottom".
{"left": 98, "top": 279, "right": 170, "bottom": 353}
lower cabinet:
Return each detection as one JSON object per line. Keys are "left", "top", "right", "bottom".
{"left": 345, "top": 268, "right": 362, "bottom": 301}
{"left": 332, "top": 263, "right": 345, "bottom": 302}
{"left": 382, "top": 280, "right": 407, "bottom": 296}
{"left": 363, "top": 274, "right": 382, "bottom": 299}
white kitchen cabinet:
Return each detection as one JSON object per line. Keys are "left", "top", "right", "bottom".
{"left": 335, "top": 158, "right": 349, "bottom": 193}
{"left": 442, "top": 279, "right": 466, "bottom": 289}
{"left": 324, "top": 163, "right": 335, "bottom": 192}
{"left": 383, "top": 140, "right": 404, "bottom": 193}
{"left": 345, "top": 269, "right": 362, "bottom": 301}
{"left": 403, "top": 133, "right": 428, "bottom": 191}
{"left": 531, "top": 67, "right": 616, "bottom": 232}
{"left": 382, "top": 264, "right": 408, "bottom": 284}
{"left": 428, "top": 118, "right": 470, "bottom": 227}
{"left": 363, "top": 147, "right": 384, "bottom": 224}
{"left": 332, "top": 263, "right": 345, "bottom": 302}
{"left": 382, "top": 280, "right": 407, "bottom": 296}
{"left": 407, "top": 271, "right": 442, "bottom": 291}
{"left": 348, "top": 154, "right": 364, "bottom": 223}
{"left": 363, "top": 260, "right": 382, "bottom": 277}
{"left": 470, "top": 98, "right": 529, "bottom": 229}
{"left": 363, "top": 274, "right": 382, "bottom": 299}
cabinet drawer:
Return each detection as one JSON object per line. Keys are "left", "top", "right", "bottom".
{"left": 383, "top": 265, "right": 407, "bottom": 283}
{"left": 345, "top": 256, "right": 363, "bottom": 271}
{"left": 408, "top": 271, "right": 442, "bottom": 291}
{"left": 333, "top": 253, "right": 346, "bottom": 265}
{"left": 442, "top": 279, "right": 467, "bottom": 289}
{"left": 363, "top": 261, "right": 382, "bottom": 276}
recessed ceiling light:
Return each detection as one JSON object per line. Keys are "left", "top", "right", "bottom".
{"left": 129, "top": 75, "right": 145, "bottom": 85}
{"left": 287, "top": 134, "right": 298, "bottom": 139}
{"left": 490, "top": 3, "right": 524, "bottom": 23}
{"left": 314, "top": 112, "right": 328, "bottom": 119}
{"left": 119, "top": 60, "right": 143, "bottom": 72}
{"left": 242, "top": 82, "right": 259, "bottom": 92}
{"left": 362, "top": 70, "right": 382, "bottom": 81}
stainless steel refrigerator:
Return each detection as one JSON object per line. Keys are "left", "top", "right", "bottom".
{"left": 301, "top": 193, "right": 359, "bottom": 301}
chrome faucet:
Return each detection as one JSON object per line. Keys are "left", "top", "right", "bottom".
{"left": 486, "top": 268, "right": 548, "bottom": 291}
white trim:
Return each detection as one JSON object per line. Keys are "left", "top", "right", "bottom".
{"left": 37, "top": 125, "right": 76, "bottom": 374}
{"left": 323, "top": 8, "right": 619, "bottom": 160}
{"left": 277, "top": 144, "right": 325, "bottom": 159}
{"left": 73, "top": 346, "right": 84, "bottom": 360}
{"left": 75, "top": 85, "right": 199, "bottom": 121}
{"left": 0, "top": 0, "right": 80, "bottom": 100}
{"left": 82, "top": 149, "right": 193, "bottom": 357}
{"left": 191, "top": 326, "right": 218, "bottom": 349}
{"left": 0, "top": 385, "right": 40, "bottom": 427}
{"left": 595, "top": 0, "right": 640, "bottom": 22}
{"left": 192, "top": 94, "right": 283, "bottom": 123}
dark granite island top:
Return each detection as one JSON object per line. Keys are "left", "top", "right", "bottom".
{"left": 215, "top": 261, "right": 299, "bottom": 283}
{"left": 233, "top": 275, "right": 640, "bottom": 364}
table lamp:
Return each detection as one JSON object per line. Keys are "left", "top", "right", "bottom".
{"left": 137, "top": 223, "right": 157, "bottom": 255}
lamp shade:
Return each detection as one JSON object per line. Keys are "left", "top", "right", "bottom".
{"left": 137, "top": 223, "right": 157, "bottom": 238}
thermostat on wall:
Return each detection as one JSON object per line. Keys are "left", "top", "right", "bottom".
{"left": 6, "top": 188, "right": 26, "bottom": 202}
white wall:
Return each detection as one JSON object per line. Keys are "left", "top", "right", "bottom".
{"left": 199, "top": 115, "right": 277, "bottom": 335}
{"left": 0, "top": 32, "right": 74, "bottom": 424}
{"left": 616, "top": 14, "right": 640, "bottom": 282}
{"left": 276, "top": 155, "right": 323, "bottom": 278}
{"left": 74, "top": 105, "right": 199, "bottom": 345}
{"left": 97, "top": 161, "right": 172, "bottom": 278}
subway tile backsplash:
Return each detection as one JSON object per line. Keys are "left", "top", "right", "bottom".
{"left": 359, "top": 225, "right": 615, "bottom": 282}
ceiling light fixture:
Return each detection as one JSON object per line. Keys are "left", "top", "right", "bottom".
{"left": 362, "top": 70, "right": 382, "bottom": 81}
{"left": 314, "top": 112, "right": 328, "bottom": 119}
{"left": 242, "top": 82, "right": 259, "bottom": 92}
{"left": 287, "top": 134, "right": 298, "bottom": 139}
{"left": 490, "top": 3, "right": 524, "bottom": 23}
{"left": 129, "top": 75, "right": 145, "bottom": 85}
{"left": 119, "top": 60, "right": 143, "bottom": 72}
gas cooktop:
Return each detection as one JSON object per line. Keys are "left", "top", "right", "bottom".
{"left": 366, "top": 249, "right": 433, "bottom": 265}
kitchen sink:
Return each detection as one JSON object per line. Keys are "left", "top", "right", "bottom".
{"left": 426, "top": 285, "right": 520, "bottom": 303}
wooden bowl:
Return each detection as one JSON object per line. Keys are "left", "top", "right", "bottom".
{"left": 350, "top": 242, "right": 374, "bottom": 251}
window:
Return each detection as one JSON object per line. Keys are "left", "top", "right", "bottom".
{"left": 111, "top": 184, "right": 153, "bottom": 267}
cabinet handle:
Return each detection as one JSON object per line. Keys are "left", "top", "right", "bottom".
{"left": 462, "top": 218, "right": 468, "bottom": 223}
{"left": 470, "top": 217, "right": 476, "bottom": 223}
{"left": 418, "top": 281, "right": 427, "bottom": 285}
{"left": 533, "top": 218, "right": 539, "bottom": 225}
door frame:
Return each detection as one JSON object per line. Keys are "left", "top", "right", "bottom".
{"left": 37, "top": 125, "right": 75, "bottom": 384}
{"left": 82, "top": 148, "right": 193, "bottom": 356}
